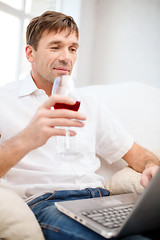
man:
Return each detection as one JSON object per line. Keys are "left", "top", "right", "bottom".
{"left": 0, "top": 11, "right": 159, "bottom": 240}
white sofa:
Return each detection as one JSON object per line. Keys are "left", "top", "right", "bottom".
{"left": 83, "top": 81, "right": 160, "bottom": 194}
{"left": 0, "top": 81, "right": 160, "bottom": 239}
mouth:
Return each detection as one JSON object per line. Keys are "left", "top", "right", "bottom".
{"left": 53, "top": 67, "right": 70, "bottom": 75}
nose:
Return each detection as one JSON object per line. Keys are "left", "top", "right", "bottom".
{"left": 59, "top": 48, "right": 71, "bottom": 64}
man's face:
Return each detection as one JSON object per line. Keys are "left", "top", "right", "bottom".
{"left": 28, "top": 29, "right": 79, "bottom": 84}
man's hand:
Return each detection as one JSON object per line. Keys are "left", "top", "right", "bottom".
{"left": 140, "top": 165, "right": 159, "bottom": 188}
{"left": 123, "top": 143, "right": 160, "bottom": 188}
{"left": 22, "top": 94, "right": 86, "bottom": 150}
{"left": 0, "top": 94, "right": 86, "bottom": 177}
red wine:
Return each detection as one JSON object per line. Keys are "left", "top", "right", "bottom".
{"left": 54, "top": 101, "right": 80, "bottom": 111}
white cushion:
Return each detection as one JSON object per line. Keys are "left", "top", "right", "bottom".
{"left": 0, "top": 186, "right": 45, "bottom": 240}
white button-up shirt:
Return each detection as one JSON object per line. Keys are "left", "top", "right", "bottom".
{"left": 0, "top": 74, "right": 134, "bottom": 200}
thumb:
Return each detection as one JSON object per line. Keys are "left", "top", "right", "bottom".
{"left": 140, "top": 173, "right": 151, "bottom": 188}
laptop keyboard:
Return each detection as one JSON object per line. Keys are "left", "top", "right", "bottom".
{"left": 82, "top": 204, "right": 133, "bottom": 229}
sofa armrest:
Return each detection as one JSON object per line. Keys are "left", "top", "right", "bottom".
{"left": 0, "top": 186, "right": 45, "bottom": 240}
{"left": 105, "top": 166, "right": 144, "bottom": 195}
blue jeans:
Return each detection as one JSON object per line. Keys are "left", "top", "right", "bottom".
{"left": 28, "top": 188, "right": 152, "bottom": 240}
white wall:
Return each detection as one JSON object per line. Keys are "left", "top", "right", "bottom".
{"left": 75, "top": 0, "right": 97, "bottom": 87}
{"left": 60, "top": 0, "right": 82, "bottom": 80}
{"left": 74, "top": 0, "right": 160, "bottom": 88}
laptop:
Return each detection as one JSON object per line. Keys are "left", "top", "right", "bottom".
{"left": 55, "top": 168, "right": 160, "bottom": 238}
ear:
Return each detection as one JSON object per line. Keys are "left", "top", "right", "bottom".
{"left": 25, "top": 45, "right": 35, "bottom": 63}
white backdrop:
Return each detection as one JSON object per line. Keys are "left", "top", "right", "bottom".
{"left": 61, "top": 0, "right": 160, "bottom": 88}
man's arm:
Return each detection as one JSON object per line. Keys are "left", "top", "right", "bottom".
{"left": 0, "top": 95, "right": 86, "bottom": 177}
{"left": 0, "top": 132, "right": 32, "bottom": 177}
{"left": 123, "top": 142, "right": 160, "bottom": 187}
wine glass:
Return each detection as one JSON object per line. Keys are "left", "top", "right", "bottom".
{"left": 52, "top": 75, "right": 80, "bottom": 153}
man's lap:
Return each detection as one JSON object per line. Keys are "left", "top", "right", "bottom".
{"left": 27, "top": 189, "right": 154, "bottom": 240}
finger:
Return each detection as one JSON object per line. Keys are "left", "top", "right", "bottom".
{"left": 140, "top": 174, "right": 150, "bottom": 188}
{"left": 51, "top": 109, "right": 86, "bottom": 120}
{"left": 41, "top": 95, "right": 76, "bottom": 110}
{"left": 143, "top": 166, "right": 159, "bottom": 178}
{"left": 150, "top": 166, "right": 159, "bottom": 177}
{"left": 48, "top": 127, "right": 77, "bottom": 137}
{"left": 48, "top": 118, "right": 85, "bottom": 128}
{"left": 36, "top": 108, "right": 86, "bottom": 123}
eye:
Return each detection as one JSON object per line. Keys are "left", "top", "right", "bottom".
{"left": 50, "top": 46, "right": 59, "bottom": 50}
{"left": 70, "top": 47, "right": 77, "bottom": 53}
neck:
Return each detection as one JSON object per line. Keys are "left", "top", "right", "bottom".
{"left": 31, "top": 71, "right": 53, "bottom": 96}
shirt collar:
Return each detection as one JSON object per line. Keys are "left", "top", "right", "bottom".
{"left": 18, "top": 73, "right": 38, "bottom": 97}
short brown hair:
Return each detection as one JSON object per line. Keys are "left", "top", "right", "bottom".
{"left": 26, "top": 11, "right": 79, "bottom": 50}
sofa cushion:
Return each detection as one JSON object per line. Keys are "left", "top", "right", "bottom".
{"left": 0, "top": 186, "right": 44, "bottom": 240}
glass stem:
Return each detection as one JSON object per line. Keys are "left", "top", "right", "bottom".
{"left": 65, "top": 127, "right": 70, "bottom": 150}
